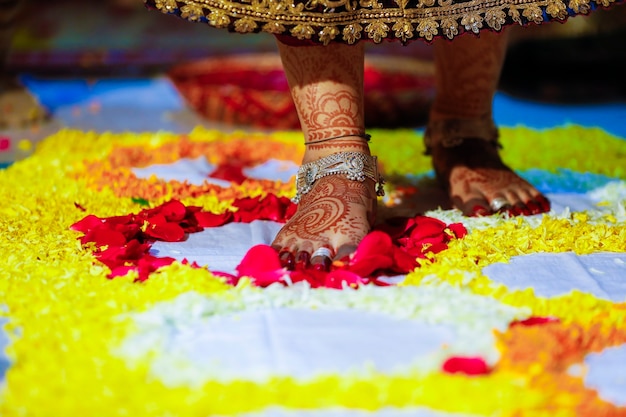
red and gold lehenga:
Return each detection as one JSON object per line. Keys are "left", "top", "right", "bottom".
{"left": 145, "top": 0, "right": 623, "bottom": 45}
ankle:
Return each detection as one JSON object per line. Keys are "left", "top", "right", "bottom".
{"left": 424, "top": 117, "right": 499, "bottom": 154}
{"left": 303, "top": 133, "right": 371, "bottom": 163}
{"left": 294, "top": 151, "right": 384, "bottom": 203}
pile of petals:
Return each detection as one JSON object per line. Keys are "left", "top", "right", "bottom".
{"left": 71, "top": 194, "right": 466, "bottom": 287}
{"left": 219, "top": 215, "right": 467, "bottom": 288}
{"left": 70, "top": 195, "right": 296, "bottom": 282}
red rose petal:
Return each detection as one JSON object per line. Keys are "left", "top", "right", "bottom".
{"left": 145, "top": 213, "right": 167, "bottom": 225}
{"left": 108, "top": 265, "right": 135, "bottom": 279}
{"left": 194, "top": 211, "right": 233, "bottom": 227}
{"left": 348, "top": 231, "right": 395, "bottom": 276}
{"left": 375, "top": 216, "right": 417, "bottom": 239}
{"left": 391, "top": 247, "right": 419, "bottom": 273}
{"left": 82, "top": 228, "right": 127, "bottom": 248}
{"left": 410, "top": 216, "right": 447, "bottom": 241}
{"left": 510, "top": 316, "right": 560, "bottom": 327}
{"left": 135, "top": 256, "right": 176, "bottom": 282}
{"left": 283, "top": 198, "right": 297, "bottom": 221}
{"left": 121, "top": 239, "right": 152, "bottom": 259}
{"left": 232, "top": 196, "right": 260, "bottom": 211}
{"left": 159, "top": 200, "right": 188, "bottom": 222}
{"left": 0, "top": 137, "right": 11, "bottom": 151}
{"left": 209, "top": 163, "right": 247, "bottom": 184}
{"left": 103, "top": 214, "right": 134, "bottom": 227}
{"left": 236, "top": 244, "right": 285, "bottom": 281}
{"left": 289, "top": 269, "right": 326, "bottom": 288}
{"left": 95, "top": 241, "right": 151, "bottom": 272}
{"left": 96, "top": 243, "right": 145, "bottom": 264}
{"left": 251, "top": 270, "right": 290, "bottom": 287}
{"left": 114, "top": 223, "right": 142, "bottom": 241}
{"left": 323, "top": 269, "right": 366, "bottom": 289}
{"left": 181, "top": 258, "right": 203, "bottom": 268}
{"left": 447, "top": 222, "right": 467, "bottom": 239}
{"left": 442, "top": 357, "right": 490, "bottom": 375}
{"left": 257, "top": 194, "right": 284, "bottom": 222}
{"left": 144, "top": 221, "right": 186, "bottom": 242}
{"left": 70, "top": 214, "right": 103, "bottom": 233}
{"left": 422, "top": 242, "right": 449, "bottom": 256}
{"left": 212, "top": 271, "right": 241, "bottom": 286}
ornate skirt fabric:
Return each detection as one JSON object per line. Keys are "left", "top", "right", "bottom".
{"left": 145, "top": 0, "right": 623, "bottom": 44}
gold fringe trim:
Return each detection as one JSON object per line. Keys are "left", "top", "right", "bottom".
{"left": 148, "top": 0, "right": 619, "bottom": 44}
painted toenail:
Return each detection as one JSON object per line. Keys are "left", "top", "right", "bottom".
{"left": 470, "top": 205, "right": 491, "bottom": 217}
{"left": 295, "top": 251, "right": 310, "bottom": 270}
{"left": 526, "top": 201, "right": 541, "bottom": 215}
{"left": 279, "top": 251, "right": 295, "bottom": 270}
{"left": 536, "top": 195, "right": 551, "bottom": 212}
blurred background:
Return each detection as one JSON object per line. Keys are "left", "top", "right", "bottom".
{"left": 1, "top": 0, "right": 625, "bottom": 164}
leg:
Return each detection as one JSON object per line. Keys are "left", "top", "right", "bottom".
{"left": 427, "top": 31, "right": 550, "bottom": 216}
{"left": 271, "top": 38, "right": 379, "bottom": 269}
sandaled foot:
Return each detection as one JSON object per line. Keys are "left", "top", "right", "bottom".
{"left": 271, "top": 151, "right": 384, "bottom": 270}
{"left": 428, "top": 135, "right": 550, "bottom": 217}
{"left": 0, "top": 75, "right": 48, "bottom": 130}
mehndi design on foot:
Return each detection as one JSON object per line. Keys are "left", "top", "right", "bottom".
{"left": 425, "top": 118, "right": 551, "bottom": 217}
{"left": 272, "top": 170, "right": 380, "bottom": 269}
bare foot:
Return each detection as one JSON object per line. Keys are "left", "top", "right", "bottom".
{"left": 272, "top": 164, "right": 377, "bottom": 270}
{"left": 0, "top": 76, "right": 48, "bottom": 130}
{"left": 430, "top": 138, "right": 550, "bottom": 216}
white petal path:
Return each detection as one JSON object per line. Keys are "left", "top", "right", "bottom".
{"left": 583, "top": 344, "right": 626, "bottom": 407}
{"left": 483, "top": 252, "right": 626, "bottom": 302}
{"left": 116, "top": 284, "right": 529, "bottom": 386}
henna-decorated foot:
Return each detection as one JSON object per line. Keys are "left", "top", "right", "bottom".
{"left": 271, "top": 156, "right": 379, "bottom": 271}
{"left": 430, "top": 138, "right": 551, "bottom": 217}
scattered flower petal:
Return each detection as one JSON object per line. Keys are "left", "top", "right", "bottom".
{"left": 442, "top": 357, "right": 491, "bottom": 375}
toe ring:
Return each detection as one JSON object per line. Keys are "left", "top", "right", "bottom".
{"left": 311, "top": 247, "right": 333, "bottom": 259}
{"left": 490, "top": 197, "right": 508, "bottom": 212}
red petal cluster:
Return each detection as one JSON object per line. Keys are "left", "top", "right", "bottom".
{"left": 218, "top": 215, "right": 467, "bottom": 289}
{"left": 193, "top": 195, "right": 295, "bottom": 227}
{"left": 71, "top": 200, "right": 205, "bottom": 281}
{"left": 72, "top": 196, "right": 464, "bottom": 287}
{"left": 208, "top": 163, "right": 247, "bottom": 184}
{"left": 353, "top": 216, "right": 467, "bottom": 276}
{"left": 230, "top": 194, "right": 296, "bottom": 223}
{"left": 218, "top": 244, "right": 385, "bottom": 289}
{"left": 71, "top": 195, "right": 296, "bottom": 281}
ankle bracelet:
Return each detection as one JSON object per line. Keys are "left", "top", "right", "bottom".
{"left": 293, "top": 151, "right": 385, "bottom": 204}
{"left": 303, "top": 133, "right": 371, "bottom": 146}
{"left": 424, "top": 119, "right": 500, "bottom": 155}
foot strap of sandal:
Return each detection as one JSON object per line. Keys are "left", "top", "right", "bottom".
{"left": 424, "top": 118, "right": 500, "bottom": 154}
{"left": 293, "top": 152, "right": 385, "bottom": 204}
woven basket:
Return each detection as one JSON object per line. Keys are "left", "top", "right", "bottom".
{"left": 168, "top": 53, "right": 435, "bottom": 129}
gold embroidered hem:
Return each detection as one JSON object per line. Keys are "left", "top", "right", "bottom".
{"left": 145, "top": 0, "right": 622, "bottom": 44}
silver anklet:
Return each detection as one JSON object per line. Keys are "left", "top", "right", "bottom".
{"left": 293, "top": 151, "right": 385, "bottom": 204}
